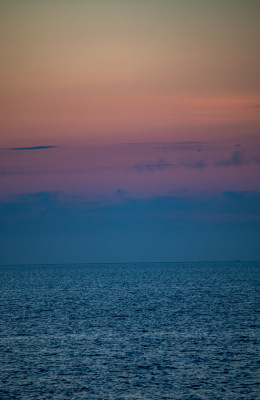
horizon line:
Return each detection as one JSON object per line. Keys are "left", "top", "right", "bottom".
{"left": 0, "top": 260, "right": 259, "bottom": 267}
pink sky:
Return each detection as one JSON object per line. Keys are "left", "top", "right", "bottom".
{"left": 0, "top": 0, "right": 259, "bottom": 199}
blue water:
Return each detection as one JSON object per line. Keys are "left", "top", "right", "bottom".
{"left": 0, "top": 262, "right": 259, "bottom": 399}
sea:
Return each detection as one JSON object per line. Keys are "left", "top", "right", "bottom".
{"left": 0, "top": 262, "right": 259, "bottom": 399}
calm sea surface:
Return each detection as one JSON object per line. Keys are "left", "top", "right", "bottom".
{"left": 0, "top": 262, "right": 259, "bottom": 399}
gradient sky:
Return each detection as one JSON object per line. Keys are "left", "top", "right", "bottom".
{"left": 0, "top": 0, "right": 260, "bottom": 264}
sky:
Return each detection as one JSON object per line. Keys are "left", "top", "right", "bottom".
{"left": 0, "top": 0, "right": 260, "bottom": 264}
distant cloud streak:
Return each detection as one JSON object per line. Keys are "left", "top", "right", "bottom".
{"left": 180, "top": 160, "right": 207, "bottom": 169}
{"left": 7, "top": 146, "right": 58, "bottom": 151}
{"left": 133, "top": 160, "right": 175, "bottom": 172}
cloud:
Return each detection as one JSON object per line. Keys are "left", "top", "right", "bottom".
{"left": 180, "top": 160, "right": 207, "bottom": 169}
{"left": 215, "top": 150, "right": 245, "bottom": 167}
{"left": 7, "top": 145, "right": 58, "bottom": 151}
{"left": 254, "top": 156, "right": 260, "bottom": 164}
{"left": 116, "top": 187, "right": 128, "bottom": 198}
{"left": 0, "top": 168, "right": 49, "bottom": 176}
{"left": 0, "top": 169, "right": 9, "bottom": 176}
{"left": 112, "top": 141, "right": 205, "bottom": 152}
{"left": 132, "top": 157, "right": 207, "bottom": 173}
{"left": 156, "top": 141, "right": 205, "bottom": 151}
{"left": 133, "top": 160, "right": 175, "bottom": 172}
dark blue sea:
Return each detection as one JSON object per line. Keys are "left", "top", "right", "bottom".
{"left": 0, "top": 262, "right": 259, "bottom": 399}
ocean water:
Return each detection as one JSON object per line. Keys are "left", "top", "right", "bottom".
{"left": 0, "top": 262, "right": 259, "bottom": 400}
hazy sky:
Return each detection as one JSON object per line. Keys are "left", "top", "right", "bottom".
{"left": 0, "top": 0, "right": 259, "bottom": 263}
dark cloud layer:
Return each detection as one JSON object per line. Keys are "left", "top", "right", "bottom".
{"left": 0, "top": 190, "right": 259, "bottom": 264}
